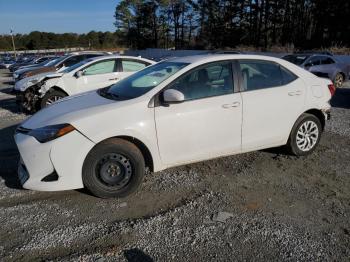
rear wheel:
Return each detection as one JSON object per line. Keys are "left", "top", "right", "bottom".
{"left": 334, "top": 73, "right": 344, "bottom": 88}
{"left": 40, "top": 90, "right": 67, "bottom": 108}
{"left": 82, "top": 138, "right": 145, "bottom": 198}
{"left": 287, "top": 113, "right": 322, "bottom": 156}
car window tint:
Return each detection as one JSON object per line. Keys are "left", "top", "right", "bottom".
{"left": 280, "top": 66, "right": 298, "bottom": 85}
{"left": 306, "top": 57, "right": 321, "bottom": 66}
{"left": 64, "top": 56, "right": 82, "bottom": 67}
{"left": 239, "top": 60, "right": 283, "bottom": 91}
{"left": 85, "top": 54, "right": 103, "bottom": 59}
{"left": 122, "top": 60, "right": 148, "bottom": 72}
{"left": 83, "top": 60, "right": 116, "bottom": 75}
{"left": 321, "top": 57, "right": 335, "bottom": 65}
{"left": 168, "top": 61, "right": 234, "bottom": 101}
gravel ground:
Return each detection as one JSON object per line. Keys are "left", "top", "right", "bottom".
{"left": 0, "top": 69, "right": 349, "bottom": 261}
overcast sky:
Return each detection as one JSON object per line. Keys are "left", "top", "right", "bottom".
{"left": 0, "top": 0, "right": 118, "bottom": 34}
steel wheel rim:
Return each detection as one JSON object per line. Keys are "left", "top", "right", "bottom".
{"left": 334, "top": 74, "right": 343, "bottom": 88}
{"left": 46, "top": 95, "right": 62, "bottom": 105}
{"left": 296, "top": 121, "right": 319, "bottom": 152}
{"left": 96, "top": 153, "right": 132, "bottom": 188}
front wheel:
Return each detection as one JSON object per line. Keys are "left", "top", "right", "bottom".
{"left": 287, "top": 113, "right": 322, "bottom": 156}
{"left": 40, "top": 90, "right": 67, "bottom": 109}
{"left": 82, "top": 138, "right": 145, "bottom": 198}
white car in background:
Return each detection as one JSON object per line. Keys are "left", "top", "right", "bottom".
{"left": 14, "top": 54, "right": 333, "bottom": 198}
{"left": 14, "top": 55, "right": 155, "bottom": 112}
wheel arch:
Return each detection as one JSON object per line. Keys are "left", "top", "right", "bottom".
{"left": 90, "top": 136, "right": 155, "bottom": 172}
{"left": 303, "top": 108, "right": 326, "bottom": 131}
{"left": 48, "top": 86, "right": 69, "bottom": 96}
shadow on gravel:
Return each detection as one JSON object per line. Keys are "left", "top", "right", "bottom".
{"left": 124, "top": 248, "right": 154, "bottom": 262}
{"left": 2, "top": 81, "right": 14, "bottom": 85}
{"left": 0, "top": 124, "right": 22, "bottom": 189}
{"left": 0, "top": 97, "right": 23, "bottom": 114}
{"left": 0, "top": 87, "right": 15, "bottom": 94}
{"left": 331, "top": 88, "right": 350, "bottom": 109}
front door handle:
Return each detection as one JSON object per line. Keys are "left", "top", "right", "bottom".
{"left": 222, "top": 102, "right": 240, "bottom": 108}
{"left": 288, "top": 90, "right": 302, "bottom": 96}
{"left": 109, "top": 78, "right": 119, "bottom": 81}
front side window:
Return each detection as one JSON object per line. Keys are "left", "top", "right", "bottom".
{"left": 239, "top": 60, "right": 297, "bottom": 91}
{"left": 122, "top": 60, "right": 148, "bottom": 72}
{"left": 167, "top": 61, "right": 234, "bottom": 101}
{"left": 83, "top": 60, "right": 116, "bottom": 75}
{"left": 103, "top": 61, "right": 189, "bottom": 99}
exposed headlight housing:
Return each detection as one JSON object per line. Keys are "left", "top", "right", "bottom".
{"left": 28, "top": 124, "right": 75, "bottom": 143}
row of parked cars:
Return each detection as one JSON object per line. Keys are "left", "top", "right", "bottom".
{"left": 0, "top": 49, "right": 346, "bottom": 198}
{"left": 1, "top": 52, "right": 155, "bottom": 112}
{"left": 2, "top": 51, "right": 348, "bottom": 114}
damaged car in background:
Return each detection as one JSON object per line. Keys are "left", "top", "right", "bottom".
{"left": 14, "top": 55, "right": 155, "bottom": 112}
{"left": 12, "top": 51, "right": 109, "bottom": 82}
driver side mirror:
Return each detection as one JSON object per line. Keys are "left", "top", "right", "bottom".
{"left": 75, "top": 71, "right": 83, "bottom": 78}
{"left": 162, "top": 89, "right": 185, "bottom": 104}
{"left": 304, "top": 63, "right": 312, "bottom": 68}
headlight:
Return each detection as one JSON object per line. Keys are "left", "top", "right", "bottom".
{"left": 28, "top": 124, "right": 75, "bottom": 143}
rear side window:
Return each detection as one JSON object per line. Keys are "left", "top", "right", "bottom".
{"left": 321, "top": 57, "right": 335, "bottom": 65}
{"left": 239, "top": 60, "right": 297, "bottom": 91}
{"left": 280, "top": 66, "right": 298, "bottom": 85}
{"left": 121, "top": 60, "right": 149, "bottom": 72}
{"left": 64, "top": 56, "right": 84, "bottom": 67}
{"left": 305, "top": 56, "right": 321, "bottom": 66}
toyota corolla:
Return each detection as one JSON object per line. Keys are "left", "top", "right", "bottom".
{"left": 14, "top": 55, "right": 333, "bottom": 198}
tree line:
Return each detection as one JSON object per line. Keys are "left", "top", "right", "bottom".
{"left": 1, "top": 0, "right": 349, "bottom": 51}
{"left": 0, "top": 31, "right": 119, "bottom": 51}
{"left": 114, "top": 0, "right": 350, "bottom": 50}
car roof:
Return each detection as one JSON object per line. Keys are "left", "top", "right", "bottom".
{"left": 87, "top": 55, "right": 156, "bottom": 64}
{"left": 166, "top": 54, "right": 282, "bottom": 64}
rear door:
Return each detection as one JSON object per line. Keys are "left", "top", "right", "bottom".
{"left": 239, "top": 60, "right": 305, "bottom": 151}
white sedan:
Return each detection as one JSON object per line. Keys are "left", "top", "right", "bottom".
{"left": 14, "top": 54, "right": 333, "bottom": 198}
{"left": 14, "top": 55, "right": 155, "bottom": 112}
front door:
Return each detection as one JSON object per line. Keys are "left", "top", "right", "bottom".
{"left": 74, "top": 59, "right": 119, "bottom": 94}
{"left": 155, "top": 61, "right": 242, "bottom": 166}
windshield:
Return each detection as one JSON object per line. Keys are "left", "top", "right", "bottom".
{"left": 49, "top": 55, "right": 69, "bottom": 67}
{"left": 101, "top": 61, "right": 189, "bottom": 100}
{"left": 282, "top": 55, "right": 309, "bottom": 65}
{"left": 62, "top": 59, "right": 91, "bottom": 73}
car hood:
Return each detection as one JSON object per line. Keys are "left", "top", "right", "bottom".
{"left": 14, "top": 72, "right": 64, "bottom": 91}
{"left": 23, "top": 66, "right": 56, "bottom": 78}
{"left": 20, "top": 90, "right": 116, "bottom": 129}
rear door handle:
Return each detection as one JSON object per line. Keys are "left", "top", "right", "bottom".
{"left": 222, "top": 102, "right": 240, "bottom": 108}
{"left": 288, "top": 90, "right": 302, "bottom": 96}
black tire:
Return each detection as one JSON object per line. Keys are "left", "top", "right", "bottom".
{"left": 334, "top": 73, "right": 344, "bottom": 88}
{"left": 82, "top": 138, "right": 145, "bottom": 198}
{"left": 287, "top": 113, "right": 322, "bottom": 156}
{"left": 40, "top": 90, "right": 67, "bottom": 109}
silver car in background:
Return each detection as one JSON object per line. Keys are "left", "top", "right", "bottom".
{"left": 282, "top": 52, "right": 350, "bottom": 87}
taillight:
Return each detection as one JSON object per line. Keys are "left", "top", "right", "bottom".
{"left": 328, "top": 84, "right": 336, "bottom": 96}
